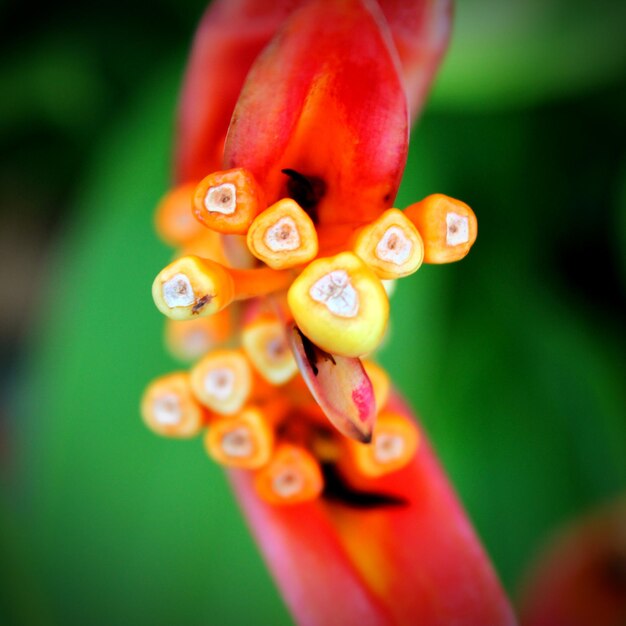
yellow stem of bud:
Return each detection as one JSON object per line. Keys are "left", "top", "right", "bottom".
{"left": 152, "top": 255, "right": 292, "bottom": 321}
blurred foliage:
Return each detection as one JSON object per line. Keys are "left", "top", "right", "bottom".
{"left": 432, "top": 0, "right": 626, "bottom": 108}
{"left": 2, "top": 0, "right": 625, "bottom": 624}
{"left": 0, "top": 0, "right": 207, "bottom": 224}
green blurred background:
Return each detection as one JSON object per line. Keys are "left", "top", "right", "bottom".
{"left": 1, "top": 0, "right": 625, "bottom": 624}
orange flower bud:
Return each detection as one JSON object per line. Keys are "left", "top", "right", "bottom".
{"left": 288, "top": 252, "right": 388, "bottom": 357}
{"left": 254, "top": 443, "right": 324, "bottom": 505}
{"left": 352, "top": 208, "right": 424, "bottom": 279}
{"left": 341, "top": 411, "right": 420, "bottom": 478}
{"left": 152, "top": 255, "right": 292, "bottom": 321}
{"left": 193, "top": 168, "right": 265, "bottom": 234}
{"left": 247, "top": 198, "right": 318, "bottom": 269}
{"left": 154, "top": 182, "right": 203, "bottom": 246}
{"left": 190, "top": 349, "right": 252, "bottom": 415}
{"left": 205, "top": 406, "right": 275, "bottom": 469}
{"left": 164, "top": 309, "right": 232, "bottom": 362}
{"left": 141, "top": 372, "right": 207, "bottom": 438}
{"left": 242, "top": 314, "right": 297, "bottom": 385}
{"left": 179, "top": 229, "right": 231, "bottom": 266}
{"left": 404, "top": 194, "right": 477, "bottom": 264}
{"left": 152, "top": 255, "right": 235, "bottom": 320}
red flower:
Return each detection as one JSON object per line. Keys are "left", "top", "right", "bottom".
{"left": 142, "top": 1, "right": 514, "bottom": 624}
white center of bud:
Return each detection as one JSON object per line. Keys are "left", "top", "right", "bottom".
{"left": 204, "top": 367, "right": 235, "bottom": 401}
{"left": 182, "top": 330, "right": 211, "bottom": 359}
{"left": 272, "top": 468, "right": 304, "bottom": 498}
{"left": 309, "top": 270, "right": 359, "bottom": 318}
{"left": 264, "top": 217, "right": 300, "bottom": 252}
{"left": 446, "top": 212, "right": 469, "bottom": 246}
{"left": 374, "top": 433, "right": 405, "bottom": 463}
{"left": 163, "top": 273, "right": 195, "bottom": 308}
{"left": 376, "top": 226, "right": 412, "bottom": 265}
{"left": 205, "top": 183, "right": 237, "bottom": 215}
{"left": 221, "top": 427, "right": 253, "bottom": 458}
{"left": 152, "top": 393, "right": 182, "bottom": 425}
{"left": 266, "top": 336, "right": 288, "bottom": 362}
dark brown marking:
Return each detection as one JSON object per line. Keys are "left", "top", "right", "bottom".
{"left": 282, "top": 169, "right": 326, "bottom": 224}
{"left": 321, "top": 464, "right": 408, "bottom": 508}
{"left": 296, "top": 327, "right": 337, "bottom": 376}
{"left": 191, "top": 294, "right": 213, "bottom": 314}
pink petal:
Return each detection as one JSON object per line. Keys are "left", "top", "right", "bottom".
{"left": 289, "top": 325, "right": 376, "bottom": 443}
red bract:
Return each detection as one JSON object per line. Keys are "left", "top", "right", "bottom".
{"left": 224, "top": 0, "right": 408, "bottom": 226}
{"left": 176, "top": 0, "right": 453, "bottom": 184}
{"left": 231, "top": 395, "right": 515, "bottom": 626}
{"left": 176, "top": 0, "right": 305, "bottom": 183}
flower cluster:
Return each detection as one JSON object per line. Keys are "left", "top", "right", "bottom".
{"left": 137, "top": 3, "right": 519, "bottom": 624}
{"left": 141, "top": 0, "right": 477, "bottom": 507}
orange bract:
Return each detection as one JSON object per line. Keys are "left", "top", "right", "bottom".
{"left": 193, "top": 168, "right": 265, "bottom": 234}
{"left": 141, "top": 372, "right": 207, "bottom": 438}
{"left": 404, "top": 193, "right": 477, "bottom": 264}
{"left": 223, "top": 0, "right": 409, "bottom": 227}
